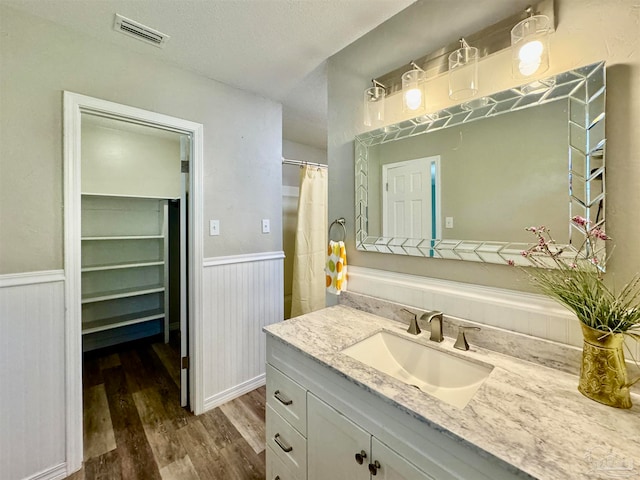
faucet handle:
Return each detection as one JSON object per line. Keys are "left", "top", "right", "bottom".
{"left": 454, "top": 326, "right": 481, "bottom": 351}
{"left": 400, "top": 308, "right": 421, "bottom": 335}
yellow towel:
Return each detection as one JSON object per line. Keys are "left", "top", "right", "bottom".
{"left": 326, "top": 240, "right": 347, "bottom": 295}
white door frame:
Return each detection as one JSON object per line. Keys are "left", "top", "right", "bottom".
{"left": 63, "top": 92, "right": 204, "bottom": 473}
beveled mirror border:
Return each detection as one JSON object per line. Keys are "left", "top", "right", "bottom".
{"left": 355, "top": 61, "right": 606, "bottom": 266}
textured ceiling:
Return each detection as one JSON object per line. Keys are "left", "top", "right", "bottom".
{"left": 3, "top": 0, "right": 416, "bottom": 148}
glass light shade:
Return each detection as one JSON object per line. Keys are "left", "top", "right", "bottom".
{"left": 511, "top": 15, "right": 550, "bottom": 78}
{"left": 364, "top": 86, "right": 385, "bottom": 126}
{"left": 402, "top": 69, "right": 425, "bottom": 112}
{"left": 448, "top": 45, "right": 478, "bottom": 101}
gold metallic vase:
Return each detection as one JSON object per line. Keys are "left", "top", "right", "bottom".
{"left": 578, "top": 323, "right": 632, "bottom": 409}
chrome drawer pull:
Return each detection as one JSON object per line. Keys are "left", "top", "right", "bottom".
{"left": 274, "top": 389, "right": 293, "bottom": 406}
{"left": 274, "top": 433, "right": 293, "bottom": 453}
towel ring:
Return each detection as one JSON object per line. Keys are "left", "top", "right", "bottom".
{"left": 329, "top": 218, "right": 346, "bottom": 242}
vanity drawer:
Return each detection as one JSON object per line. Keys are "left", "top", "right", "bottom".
{"left": 266, "top": 404, "right": 307, "bottom": 479}
{"left": 266, "top": 446, "right": 298, "bottom": 480}
{"left": 266, "top": 363, "right": 307, "bottom": 435}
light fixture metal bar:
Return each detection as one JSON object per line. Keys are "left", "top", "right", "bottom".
{"left": 375, "top": 0, "right": 554, "bottom": 95}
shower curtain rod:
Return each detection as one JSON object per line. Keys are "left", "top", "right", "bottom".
{"left": 282, "top": 157, "right": 328, "bottom": 169}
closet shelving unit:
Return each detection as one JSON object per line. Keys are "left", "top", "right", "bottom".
{"left": 81, "top": 193, "right": 170, "bottom": 350}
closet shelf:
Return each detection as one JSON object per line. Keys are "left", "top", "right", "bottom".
{"left": 81, "top": 192, "right": 179, "bottom": 200}
{"left": 82, "top": 309, "right": 165, "bottom": 335}
{"left": 81, "top": 260, "right": 165, "bottom": 272}
{"left": 81, "top": 195, "right": 170, "bottom": 350}
{"left": 82, "top": 235, "right": 164, "bottom": 241}
{"left": 82, "top": 285, "right": 165, "bottom": 304}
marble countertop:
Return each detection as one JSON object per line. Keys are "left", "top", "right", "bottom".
{"left": 264, "top": 305, "right": 640, "bottom": 480}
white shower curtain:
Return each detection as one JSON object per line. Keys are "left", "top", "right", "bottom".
{"left": 290, "top": 165, "right": 328, "bottom": 317}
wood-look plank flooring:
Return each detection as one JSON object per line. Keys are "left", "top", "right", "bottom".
{"left": 66, "top": 334, "right": 265, "bottom": 480}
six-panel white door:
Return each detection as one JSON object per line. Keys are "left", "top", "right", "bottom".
{"left": 382, "top": 156, "right": 441, "bottom": 240}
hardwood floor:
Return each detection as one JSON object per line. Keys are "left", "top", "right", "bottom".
{"left": 66, "top": 334, "right": 266, "bottom": 480}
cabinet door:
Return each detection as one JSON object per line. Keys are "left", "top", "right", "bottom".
{"left": 371, "top": 437, "right": 434, "bottom": 480}
{"left": 307, "top": 393, "right": 370, "bottom": 480}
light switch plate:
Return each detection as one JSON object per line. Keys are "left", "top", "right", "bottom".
{"left": 210, "top": 219, "right": 220, "bottom": 236}
{"left": 261, "top": 219, "right": 270, "bottom": 234}
{"left": 445, "top": 217, "right": 454, "bottom": 229}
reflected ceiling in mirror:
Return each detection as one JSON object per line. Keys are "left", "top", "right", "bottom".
{"left": 355, "top": 61, "right": 606, "bottom": 266}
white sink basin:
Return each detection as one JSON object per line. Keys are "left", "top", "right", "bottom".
{"left": 342, "top": 331, "right": 493, "bottom": 409}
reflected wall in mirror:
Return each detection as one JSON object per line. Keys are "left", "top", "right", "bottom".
{"left": 355, "top": 61, "right": 606, "bottom": 266}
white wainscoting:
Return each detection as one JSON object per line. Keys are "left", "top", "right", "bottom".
{"left": 0, "top": 271, "right": 67, "bottom": 480}
{"left": 346, "top": 266, "right": 585, "bottom": 346}
{"left": 202, "top": 252, "right": 284, "bottom": 410}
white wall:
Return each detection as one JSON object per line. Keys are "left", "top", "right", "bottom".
{"left": 327, "top": 0, "right": 640, "bottom": 294}
{"left": 282, "top": 139, "right": 327, "bottom": 186}
{"left": 0, "top": 6, "right": 284, "bottom": 479}
{"left": 0, "top": 5, "right": 283, "bottom": 275}
{"left": 81, "top": 118, "right": 182, "bottom": 198}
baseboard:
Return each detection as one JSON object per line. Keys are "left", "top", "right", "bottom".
{"left": 203, "top": 374, "right": 266, "bottom": 412}
{"left": 24, "top": 463, "right": 67, "bottom": 480}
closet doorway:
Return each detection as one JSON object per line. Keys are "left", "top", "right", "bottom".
{"left": 64, "top": 92, "right": 204, "bottom": 474}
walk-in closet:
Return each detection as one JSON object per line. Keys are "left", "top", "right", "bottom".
{"left": 80, "top": 115, "right": 185, "bottom": 351}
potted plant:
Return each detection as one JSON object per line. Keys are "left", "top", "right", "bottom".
{"left": 515, "top": 216, "right": 640, "bottom": 408}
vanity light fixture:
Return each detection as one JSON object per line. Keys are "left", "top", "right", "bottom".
{"left": 402, "top": 62, "right": 425, "bottom": 112}
{"left": 361, "top": 1, "right": 555, "bottom": 127}
{"left": 363, "top": 79, "right": 386, "bottom": 126}
{"left": 448, "top": 38, "right": 479, "bottom": 101}
{"left": 511, "top": 7, "right": 551, "bottom": 78}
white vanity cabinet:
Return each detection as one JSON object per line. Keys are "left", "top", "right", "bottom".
{"left": 308, "top": 392, "right": 433, "bottom": 480}
{"left": 266, "top": 364, "right": 308, "bottom": 480}
{"left": 266, "top": 334, "right": 525, "bottom": 480}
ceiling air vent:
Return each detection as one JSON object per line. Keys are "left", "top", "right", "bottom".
{"left": 113, "top": 14, "right": 170, "bottom": 48}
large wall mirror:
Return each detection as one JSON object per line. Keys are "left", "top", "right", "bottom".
{"left": 355, "top": 61, "right": 606, "bottom": 266}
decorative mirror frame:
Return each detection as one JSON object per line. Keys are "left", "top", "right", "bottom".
{"left": 355, "top": 61, "right": 606, "bottom": 267}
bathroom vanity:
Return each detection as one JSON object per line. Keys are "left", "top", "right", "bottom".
{"left": 264, "top": 305, "right": 640, "bottom": 480}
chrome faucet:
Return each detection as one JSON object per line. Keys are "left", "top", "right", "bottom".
{"left": 420, "top": 311, "right": 444, "bottom": 342}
